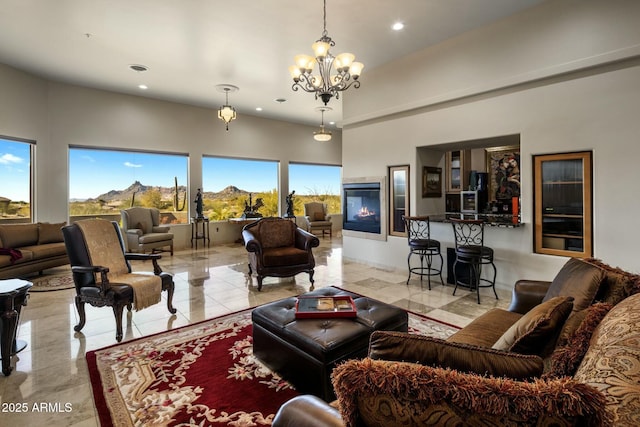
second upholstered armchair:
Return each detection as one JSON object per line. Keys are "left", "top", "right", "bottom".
{"left": 304, "top": 202, "right": 332, "bottom": 237}
{"left": 121, "top": 207, "right": 174, "bottom": 255}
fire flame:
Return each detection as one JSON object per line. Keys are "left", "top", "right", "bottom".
{"left": 359, "top": 206, "right": 374, "bottom": 215}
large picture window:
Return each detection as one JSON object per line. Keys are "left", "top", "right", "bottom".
{"left": 288, "top": 163, "right": 341, "bottom": 216}
{"left": 202, "top": 157, "right": 279, "bottom": 220}
{"left": 69, "top": 147, "right": 188, "bottom": 224}
{"left": 0, "top": 136, "right": 33, "bottom": 223}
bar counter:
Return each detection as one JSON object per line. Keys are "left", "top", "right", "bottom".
{"left": 429, "top": 213, "right": 523, "bottom": 228}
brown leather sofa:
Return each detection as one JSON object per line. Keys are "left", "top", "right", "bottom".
{"left": 0, "top": 222, "right": 69, "bottom": 279}
{"left": 242, "top": 217, "right": 319, "bottom": 291}
{"left": 273, "top": 258, "right": 640, "bottom": 426}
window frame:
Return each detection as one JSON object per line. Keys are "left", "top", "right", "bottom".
{"left": 0, "top": 135, "right": 35, "bottom": 223}
{"left": 68, "top": 146, "right": 189, "bottom": 224}
{"left": 202, "top": 156, "right": 280, "bottom": 220}
{"left": 288, "top": 162, "right": 342, "bottom": 216}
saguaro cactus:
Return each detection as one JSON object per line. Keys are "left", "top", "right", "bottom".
{"left": 173, "top": 176, "right": 186, "bottom": 211}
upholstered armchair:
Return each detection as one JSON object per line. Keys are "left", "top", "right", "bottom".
{"left": 62, "top": 219, "right": 176, "bottom": 342}
{"left": 304, "top": 202, "right": 332, "bottom": 237}
{"left": 242, "top": 217, "right": 320, "bottom": 291}
{"left": 121, "top": 207, "right": 174, "bottom": 255}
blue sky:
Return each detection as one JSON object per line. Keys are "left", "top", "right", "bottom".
{"left": 288, "top": 163, "right": 341, "bottom": 195}
{"left": 1, "top": 142, "right": 341, "bottom": 201}
{"left": 69, "top": 148, "right": 188, "bottom": 200}
{"left": 0, "top": 138, "right": 30, "bottom": 201}
{"left": 202, "top": 157, "right": 277, "bottom": 193}
{"left": 203, "top": 158, "right": 341, "bottom": 195}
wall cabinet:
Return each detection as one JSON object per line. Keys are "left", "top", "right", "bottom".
{"left": 445, "top": 150, "right": 470, "bottom": 193}
{"left": 534, "top": 151, "right": 592, "bottom": 257}
{"left": 389, "top": 165, "right": 409, "bottom": 237}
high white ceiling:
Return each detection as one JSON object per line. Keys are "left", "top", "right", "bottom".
{"left": 0, "top": 0, "right": 546, "bottom": 128}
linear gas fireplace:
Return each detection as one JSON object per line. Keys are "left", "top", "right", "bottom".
{"left": 342, "top": 179, "right": 385, "bottom": 237}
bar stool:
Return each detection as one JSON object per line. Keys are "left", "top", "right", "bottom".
{"left": 450, "top": 218, "right": 498, "bottom": 304}
{"left": 403, "top": 216, "right": 443, "bottom": 290}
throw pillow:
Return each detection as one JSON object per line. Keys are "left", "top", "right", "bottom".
{"left": 543, "top": 258, "right": 605, "bottom": 312}
{"left": 369, "top": 330, "right": 543, "bottom": 379}
{"left": 492, "top": 296, "right": 574, "bottom": 356}
{"left": 37, "top": 222, "right": 66, "bottom": 244}
{"left": 313, "top": 211, "right": 325, "bottom": 221}
{"left": 586, "top": 258, "right": 640, "bottom": 305}
{"left": 545, "top": 302, "right": 613, "bottom": 378}
{"left": 555, "top": 309, "right": 588, "bottom": 348}
{"left": 0, "top": 223, "right": 39, "bottom": 248}
{"left": 574, "top": 293, "right": 640, "bottom": 426}
{"left": 135, "top": 222, "right": 147, "bottom": 234}
{"left": 331, "top": 358, "right": 610, "bottom": 427}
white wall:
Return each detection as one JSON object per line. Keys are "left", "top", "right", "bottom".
{"left": 342, "top": 0, "right": 640, "bottom": 287}
{"left": 0, "top": 65, "right": 342, "bottom": 247}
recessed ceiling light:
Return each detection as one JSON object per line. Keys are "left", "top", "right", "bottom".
{"left": 138, "top": 84, "right": 148, "bottom": 90}
{"left": 392, "top": 22, "right": 404, "bottom": 31}
{"left": 256, "top": 107, "right": 263, "bottom": 111}
{"left": 329, "top": 121, "right": 336, "bottom": 125}
{"left": 129, "top": 64, "right": 149, "bottom": 72}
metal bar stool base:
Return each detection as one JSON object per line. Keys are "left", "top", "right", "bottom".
{"left": 406, "top": 252, "right": 444, "bottom": 290}
{"left": 452, "top": 259, "right": 498, "bottom": 304}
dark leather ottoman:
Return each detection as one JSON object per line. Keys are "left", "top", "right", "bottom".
{"left": 252, "top": 287, "right": 408, "bottom": 401}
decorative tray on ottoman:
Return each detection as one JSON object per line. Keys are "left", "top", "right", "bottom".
{"left": 295, "top": 295, "right": 357, "bottom": 319}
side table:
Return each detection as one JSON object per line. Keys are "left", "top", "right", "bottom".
{"left": 191, "top": 217, "right": 210, "bottom": 249}
{"left": 0, "top": 279, "right": 32, "bottom": 376}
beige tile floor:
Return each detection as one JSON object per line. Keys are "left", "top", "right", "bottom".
{"left": 0, "top": 234, "right": 511, "bottom": 426}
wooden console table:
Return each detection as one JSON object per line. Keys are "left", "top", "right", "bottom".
{"left": 191, "top": 217, "right": 210, "bottom": 249}
{"left": 0, "top": 279, "right": 32, "bottom": 376}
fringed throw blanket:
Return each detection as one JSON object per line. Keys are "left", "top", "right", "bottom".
{"left": 76, "top": 219, "right": 161, "bottom": 310}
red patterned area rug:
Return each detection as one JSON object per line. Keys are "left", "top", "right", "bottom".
{"left": 87, "top": 307, "right": 460, "bottom": 427}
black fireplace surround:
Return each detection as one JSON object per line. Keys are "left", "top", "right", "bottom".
{"left": 343, "top": 182, "right": 381, "bottom": 234}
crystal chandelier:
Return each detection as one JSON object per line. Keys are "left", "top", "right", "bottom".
{"left": 289, "top": 0, "right": 364, "bottom": 105}
{"left": 216, "top": 84, "right": 238, "bottom": 131}
{"left": 313, "top": 106, "right": 332, "bottom": 142}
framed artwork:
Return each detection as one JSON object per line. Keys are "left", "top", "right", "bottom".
{"left": 422, "top": 166, "right": 442, "bottom": 198}
{"left": 486, "top": 145, "right": 520, "bottom": 202}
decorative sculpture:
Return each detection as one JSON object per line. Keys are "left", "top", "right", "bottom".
{"left": 285, "top": 191, "right": 295, "bottom": 218}
{"left": 242, "top": 193, "right": 264, "bottom": 219}
{"left": 194, "top": 188, "right": 204, "bottom": 218}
